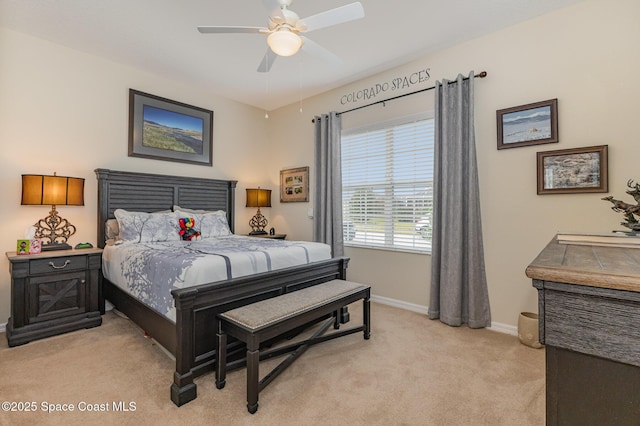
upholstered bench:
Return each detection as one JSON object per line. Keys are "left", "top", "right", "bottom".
{"left": 215, "top": 279, "right": 371, "bottom": 414}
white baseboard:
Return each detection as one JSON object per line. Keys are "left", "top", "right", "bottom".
{"left": 489, "top": 321, "right": 518, "bottom": 336}
{"left": 0, "top": 322, "right": 6, "bottom": 334}
{"left": 371, "top": 294, "right": 429, "bottom": 315}
{"left": 371, "top": 294, "right": 517, "bottom": 335}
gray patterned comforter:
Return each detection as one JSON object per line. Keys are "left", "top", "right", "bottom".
{"left": 102, "top": 235, "right": 332, "bottom": 321}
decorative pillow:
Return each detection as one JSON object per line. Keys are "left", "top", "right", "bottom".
{"left": 105, "top": 219, "right": 119, "bottom": 241}
{"left": 114, "top": 209, "right": 181, "bottom": 244}
{"left": 175, "top": 210, "right": 231, "bottom": 238}
{"left": 179, "top": 217, "right": 201, "bottom": 241}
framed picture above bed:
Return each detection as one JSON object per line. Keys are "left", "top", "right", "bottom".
{"left": 128, "top": 89, "right": 213, "bottom": 166}
{"left": 497, "top": 98, "right": 558, "bottom": 150}
{"left": 280, "top": 167, "right": 309, "bottom": 202}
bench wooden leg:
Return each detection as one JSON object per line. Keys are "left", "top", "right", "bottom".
{"left": 216, "top": 328, "right": 227, "bottom": 389}
{"left": 340, "top": 306, "right": 350, "bottom": 323}
{"left": 364, "top": 296, "right": 371, "bottom": 340}
{"left": 333, "top": 310, "right": 340, "bottom": 330}
{"left": 246, "top": 345, "right": 260, "bottom": 414}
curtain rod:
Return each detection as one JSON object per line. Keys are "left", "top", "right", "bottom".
{"left": 312, "top": 71, "right": 487, "bottom": 122}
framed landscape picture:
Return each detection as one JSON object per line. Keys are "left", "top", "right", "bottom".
{"left": 128, "top": 89, "right": 213, "bottom": 166}
{"left": 537, "top": 145, "right": 608, "bottom": 194}
{"left": 497, "top": 98, "right": 558, "bottom": 150}
{"left": 280, "top": 167, "right": 309, "bottom": 202}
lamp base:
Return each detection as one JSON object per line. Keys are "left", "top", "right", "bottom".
{"left": 248, "top": 230, "right": 268, "bottom": 235}
{"left": 41, "top": 242, "right": 73, "bottom": 251}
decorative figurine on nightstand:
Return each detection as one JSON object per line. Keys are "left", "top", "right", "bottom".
{"left": 602, "top": 179, "right": 640, "bottom": 234}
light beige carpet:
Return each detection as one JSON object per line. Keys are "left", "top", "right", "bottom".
{"left": 0, "top": 302, "right": 544, "bottom": 426}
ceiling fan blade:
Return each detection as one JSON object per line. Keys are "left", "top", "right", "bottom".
{"left": 300, "top": 36, "right": 340, "bottom": 65}
{"left": 197, "top": 26, "right": 266, "bottom": 34}
{"left": 299, "top": 2, "right": 364, "bottom": 33}
{"left": 262, "top": 0, "right": 285, "bottom": 21}
{"left": 257, "top": 48, "right": 279, "bottom": 73}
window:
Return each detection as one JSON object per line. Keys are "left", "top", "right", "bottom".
{"left": 341, "top": 114, "right": 434, "bottom": 253}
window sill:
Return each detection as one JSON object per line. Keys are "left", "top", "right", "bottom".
{"left": 344, "top": 242, "right": 431, "bottom": 256}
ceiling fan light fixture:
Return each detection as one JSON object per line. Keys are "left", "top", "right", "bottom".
{"left": 267, "top": 29, "right": 302, "bottom": 57}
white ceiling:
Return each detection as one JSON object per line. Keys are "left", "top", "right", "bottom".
{"left": 0, "top": 0, "right": 585, "bottom": 111}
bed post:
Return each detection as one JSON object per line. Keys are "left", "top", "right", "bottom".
{"left": 227, "top": 181, "right": 236, "bottom": 233}
{"left": 170, "top": 289, "right": 198, "bottom": 406}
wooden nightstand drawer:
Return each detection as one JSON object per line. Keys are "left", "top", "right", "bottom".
{"left": 30, "top": 255, "right": 87, "bottom": 275}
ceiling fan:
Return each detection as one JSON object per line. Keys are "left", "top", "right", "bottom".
{"left": 197, "top": 0, "right": 365, "bottom": 72}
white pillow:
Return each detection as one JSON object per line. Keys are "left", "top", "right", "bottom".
{"left": 173, "top": 205, "right": 211, "bottom": 214}
{"left": 114, "top": 209, "right": 181, "bottom": 244}
{"left": 175, "top": 210, "right": 231, "bottom": 238}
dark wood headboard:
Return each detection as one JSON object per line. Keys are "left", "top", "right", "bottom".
{"left": 95, "top": 169, "right": 237, "bottom": 248}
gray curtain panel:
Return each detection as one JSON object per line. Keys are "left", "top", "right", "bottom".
{"left": 428, "top": 72, "right": 491, "bottom": 328}
{"left": 313, "top": 112, "right": 344, "bottom": 257}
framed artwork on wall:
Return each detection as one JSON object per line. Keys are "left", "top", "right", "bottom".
{"left": 497, "top": 98, "right": 558, "bottom": 150}
{"left": 128, "top": 89, "right": 213, "bottom": 166}
{"left": 537, "top": 145, "right": 608, "bottom": 194}
{"left": 280, "top": 167, "right": 309, "bottom": 202}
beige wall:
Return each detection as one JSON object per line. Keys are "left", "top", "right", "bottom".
{"left": 268, "top": 0, "right": 640, "bottom": 329}
{"left": 1, "top": 0, "right": 638, "bottom": 331}
{"left": 0, "top": 29, "right": 268, "bottom": 324}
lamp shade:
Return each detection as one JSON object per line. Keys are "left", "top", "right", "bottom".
{"left": 246, "top": 188, "right": 272, "bottom": 208}
{"left": 267, "top": 29, "right": 302, "bottom": 57}
{"left": 22, "top": 174, "right": 85, "bottom": 206}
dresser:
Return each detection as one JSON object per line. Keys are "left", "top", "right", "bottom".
{"left": 6, "top": 248, "right": 103, "bottom": 346}
{"left": 526, "top": 237, "right": 640, "bottom": 425}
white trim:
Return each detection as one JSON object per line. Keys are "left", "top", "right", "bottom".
{"left": 371, "top": 294, "right": 517, "bottom": 335}
{"left": 0, "top": 322, "right": 6, "bottom": 334}
{"left": 488, "top": 321, "right": 518, "bottom": 336}
{"left": 371, "top": 294, "right": 428, "bottom": 315}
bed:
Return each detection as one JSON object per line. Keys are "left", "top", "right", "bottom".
{"left": 95, "top": 169, "right": 350, "bottom": 406}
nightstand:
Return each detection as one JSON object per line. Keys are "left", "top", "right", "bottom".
{"left": 248, "top": 234, "right": 287, "bottom": 240}
{"left": 5, "top": 248, "right": 103, "bottom": 347}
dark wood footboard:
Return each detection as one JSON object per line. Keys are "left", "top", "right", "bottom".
{"left": 170, "top": 256, "right": 349, "bottom": 406}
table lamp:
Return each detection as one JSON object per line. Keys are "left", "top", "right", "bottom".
{"left": 21, "top": 172, "right": 85, "bottom": 251}
{"left": 246, "top": 188, "right": 271, "bottom": 235}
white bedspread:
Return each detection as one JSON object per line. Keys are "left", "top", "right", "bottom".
{"left": 102, "top": 235, "right": 332, "bottom": 321}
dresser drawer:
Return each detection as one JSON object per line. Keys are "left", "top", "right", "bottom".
{"left": 30, "top": 255, "right": 87, "bottom": 275}
{"left": 543, "top": 283, "right": 640, "bottom": 367}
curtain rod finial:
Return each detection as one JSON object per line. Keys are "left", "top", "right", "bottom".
{"left": 477, "top": 71, "right": 487, "bottom": 78}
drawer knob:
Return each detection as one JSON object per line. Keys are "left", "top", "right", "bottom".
{"left": 48, "top": 260, "right": 71, "bottom": 269}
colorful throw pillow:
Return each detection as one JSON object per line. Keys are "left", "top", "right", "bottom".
{"left": 175, "top": 210, "right": 231, "bottom": 238}
{"left": 179, "top": 217, "right": 201, "bottom": 241}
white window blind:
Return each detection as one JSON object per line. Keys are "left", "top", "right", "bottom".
{"left": 341, "top": 114, "right": 434, "bottom": 253}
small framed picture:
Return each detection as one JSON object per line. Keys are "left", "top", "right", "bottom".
{"left": 280, "top": 167, "right": 309, "bottom": 203}
{"left": 17, "top": 239, "right": 30, "bottom": 254}
{"left": 497, "top": 99, "right": 558, "bottom": 149}
{"left": 537, "top": 145, "right": 608, "bottom": 194}
{"left": 30, "top": 239, "right": 42, "bottom": 254}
